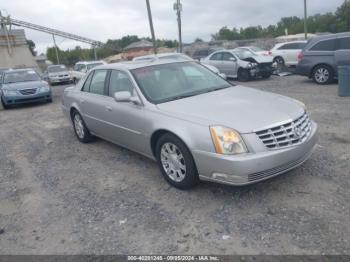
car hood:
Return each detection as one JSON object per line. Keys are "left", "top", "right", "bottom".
{"left": 156, "top": 86, "right": 304, "bottom": 133}
{"left": 242, "top": 55, "right": 273, "bottom": 63}
{"left": 49, "top": 71, "right": 70, "bottom": 77}
{"left": 2, "top": 80, "right": 48, "bottom": 91}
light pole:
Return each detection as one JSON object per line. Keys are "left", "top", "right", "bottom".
{"left": 174, "top": 0, "right": 182, "bottom": 53}
{"left": 304, "top": 0, "right": 308, "bottom": 39}
{"left": 52, "top": 34, "right": 60, "bottom": 64}
{"left": 145, "top": 0, "right": 157, "bottom": 54}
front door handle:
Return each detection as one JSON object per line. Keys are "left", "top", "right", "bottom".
{"left": 105, "top": 106, "right": 112, "bottom": 112}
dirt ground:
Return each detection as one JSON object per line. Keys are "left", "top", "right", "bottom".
{"left": 0, "top": 75, "right": 349, "bottom": 255}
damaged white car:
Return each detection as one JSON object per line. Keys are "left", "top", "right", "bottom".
{"left": 201, "top": 49, "right": 274, "bottom": 81}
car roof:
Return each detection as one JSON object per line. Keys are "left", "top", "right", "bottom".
{"left": 133, "top": 53, "right": 192, "bottom": 62}
{"left": 76, "top": 61, "right": 105, "bottom": 65}
{"left": 3, "top": 68, "right": 37, "bottom": 74}
{"left": 275, "top": 40, "right": 307, "bottom": 46}
{"left": 95, "top": 58, "right": 193, "bottom": 71}
{"left": 307, "top": 32, "right": 350, "bottom": 43}
{"left": 48, "top": 64, "right": 66, "bottom": 67}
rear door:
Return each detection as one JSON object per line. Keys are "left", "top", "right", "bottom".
{"left": 282, "top": 42, "right": 304, "bottom": 65}
{"left": 79, "top": 69, "right": 112, "bottom": 137}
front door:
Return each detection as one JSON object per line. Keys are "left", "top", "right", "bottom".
{"left": 102, "top": 70, "right": 150, "bottom": 155}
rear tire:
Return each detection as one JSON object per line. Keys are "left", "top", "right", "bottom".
{"left": 71, "top": 110, "right": 94, "bottom": 143}
{"left": 155, "top": 133, "right": 199, "bottom": 189}
{"left": 312, "top": 65, "right": 334, "bottom": 85}
{"left": 273, "top": 56, "right": 285, "bottom": 66}
{"left": 237, "top": 68, "right": 250, "bottom": 82}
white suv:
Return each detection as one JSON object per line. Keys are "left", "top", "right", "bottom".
{"left": 71, "top": 61, "right": 106, "bottom": 83}
{"left": 269, "top": 41, "right": 307, "bottom": 66}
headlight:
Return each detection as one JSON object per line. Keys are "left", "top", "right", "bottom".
{"left": 39, "top": 86, "right": 50, "bottom": 92}
{"left": 2, "top": 89, "right": 17, "bottom": 96}
{"left": 210, "top": 126, "right": 248, "bottom": 155}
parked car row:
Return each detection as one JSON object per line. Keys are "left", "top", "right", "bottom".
{"left": 132, "top": 52, "right": 225, "bottom": 78}
{"left": 190, "top": 31, "right": 350, "bottom": 84}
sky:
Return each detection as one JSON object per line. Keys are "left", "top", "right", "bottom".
{"left": 0, "top": 0, "right": 345, "bottom": 54}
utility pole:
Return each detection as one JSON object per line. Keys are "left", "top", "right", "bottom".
{"left": 304, "top": 0, "right": 308, "bottom": 40}
{"left": 93, "top": 44, "right": 98, "bottom": 60}
{"left": 145, "top": 0, "right": 157, "bottom": 54}
{"left": 174, "top": 0, "right": 182, "bottom": 53}
{"left": 52, "top": 34, "right": 60, "bottom": 64}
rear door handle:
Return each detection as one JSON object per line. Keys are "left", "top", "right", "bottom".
{"left": 105, "top": 106, "right": 112, "bottom": 112}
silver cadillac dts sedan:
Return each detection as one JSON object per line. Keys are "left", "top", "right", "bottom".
{"left": 62, "top": 59, "right": 318, "bottom": 189}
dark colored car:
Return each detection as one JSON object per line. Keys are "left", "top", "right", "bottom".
{"left": 296, "top": 32, "right": 350, "bottom": 84}
{"left": 0, "top": 69, "right": 52, "bottom": 109}
{"left": 192, "top": 48, "right": 223, "bottom": 61}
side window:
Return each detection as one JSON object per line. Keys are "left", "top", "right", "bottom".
{"left": 279, "top": 43, "right": 300, "bottom": 50}
{"left": 89, "top": 70, "right": 108, "bottom": 95}
{"left": 337, "top": 37, "right": 350, "bottom": 50}
{"left": 210, "top": 52, "right": 223, "bottom": 61}
{"left": 222, "top": 52, "right": 235, "bottom": 61}
{"left": 82, "top": 71, "right": 94, "bottom": 92}
{"left": 108, "top": 70, "right": 134, "bottom": 97}
{"left": 310, "top": 39, "right": 336, "bottom": 51}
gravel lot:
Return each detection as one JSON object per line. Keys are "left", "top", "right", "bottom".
{"left": 0, "top": 75, "right": 349, "bottom": 255}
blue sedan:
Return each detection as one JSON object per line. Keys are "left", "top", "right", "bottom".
{"left": 1, "top": 69, "right": 52, "bottom": 109}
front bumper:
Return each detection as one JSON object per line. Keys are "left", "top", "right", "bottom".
{"left": 192, "top": 122, "right": 318, "bottom": 186}
{"left": 2, "top": 91, "right": 52, "bottom": 105}
{"left": 295, "top": 63, "right": 312, "bottom": 77}
{"left": 49, "top": 77, "right": 73, "bottom": 84}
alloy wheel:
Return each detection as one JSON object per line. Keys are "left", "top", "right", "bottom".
{"left": 160, "top": 142, "right": 186, "bottom": 182}
{"left": 314, "top": 68, "right": 329, "bottom": 84}
{"left": 74, "top": 114, "right": 85, "bottom": 139}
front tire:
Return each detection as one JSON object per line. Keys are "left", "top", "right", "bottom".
{"left": 71, "top": 111, "right": 94, "bottom": 143}
{"left": 1, "top": 97, "right": 9, "bottom": 109}
{"left": 237, "top": 68, "right": 250, "bottom": 82}
{"left": 155, "top": 134, "right": 199, "bottom": 189}
{"left": 261, "top": 72, "right": 272, "bottom": 79}
{"left": 312, "top": 65, "right": 334, "bottom": 85}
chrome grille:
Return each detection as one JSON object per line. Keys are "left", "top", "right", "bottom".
{"left": 255, "top": 112, "right": 312, "bottom": 149}
{"left": 19, "top": 88, "right": 37, "bottom": 95}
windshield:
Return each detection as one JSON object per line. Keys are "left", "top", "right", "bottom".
{"left": 4, "top": 70, "right": 40, "bottom": 84}
{"left": 48, "top": 65, "right": 67, "bottom": 73}
{"left": 234, "top": 49, "right": 256, "bottom": 59}
{"left": 74, "top": 64, "right": 87, "bottom": 72}
{"left": 131, "top": 62, "right": 231, "bottom": 104}
{"left": 87, "top": 63, "right": 103, "bottom": 70}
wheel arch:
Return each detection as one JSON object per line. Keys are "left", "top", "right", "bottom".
{"left": 150, "top": 129, "right": 192, "bottom": 158}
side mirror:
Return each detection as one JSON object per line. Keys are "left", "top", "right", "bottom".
{"left": 114, "top": 91, "right": 141, "bottom": 105}
{"left": 219, "top": 73, "right": 227, "bottom": 80}
{"left": 229, "top": 57, "right": 236, "bottom": 62}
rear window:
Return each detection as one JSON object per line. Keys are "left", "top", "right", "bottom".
{"left": 279, "top": 43, "right": 304, "bottom": 50}
{"left": 310, "top": 39, "right": 336, "bottom": 51}
{"left": 337, "top": 37, "right": 350, "bottom": 50}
